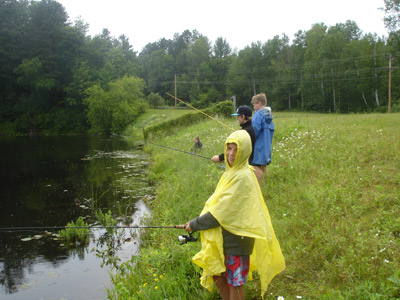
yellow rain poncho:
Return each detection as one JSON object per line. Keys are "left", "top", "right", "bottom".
{"left": 192, "top": 130, "right": 285, "bottom": 297}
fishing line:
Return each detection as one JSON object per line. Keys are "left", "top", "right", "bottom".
{"left": 0, "top": 225, "right": 198, "bottom": 245}
{"left": 141, "top": 140, "right": 211, "bottom": 160}
{"left": 165, "top": 92, "right": 234, "bottom": 131}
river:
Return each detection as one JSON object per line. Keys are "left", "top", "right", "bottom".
{"left": 0, "top": 135, "right": 154, "bottom": 299}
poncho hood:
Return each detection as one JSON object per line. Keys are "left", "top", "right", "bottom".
{"left": 192, "top": 130, "right": 285, "bottom": 297}
{"left": 259, "top": 107, "right": 274, "bottom": 130}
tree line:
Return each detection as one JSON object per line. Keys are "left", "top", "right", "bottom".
{"left": 1, "top": 0, "right": 399, "bottom": 135}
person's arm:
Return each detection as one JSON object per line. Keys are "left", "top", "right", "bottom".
{"left": 185, "top": 212, "right": 219, "bottom": 232}
{"left": 211, "top": 153, "right": 224, "bottom": 163}
{"left": 211, "top": 155, "right": 220, "bottom": 162}
{"left": 252, "top": 113, "right": 261, "bottom": 137}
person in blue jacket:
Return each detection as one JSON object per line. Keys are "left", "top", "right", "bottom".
{"left": 251, "top": 93, "right": 274, "bottom": 185}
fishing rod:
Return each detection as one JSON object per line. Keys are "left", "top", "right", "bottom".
{"left": 0, "top": 225, "right": 198, "bottom": 245}
{"left": 139, "top": 95, "right": 234, "bottom": 162}
{"left": 0, "top": 225, "right": 186, "bottom": 231}
{"left": 165, "top": 92, "right": 235, "bottom": 131}
{"left": 140, "top": 140, "right": 211, "bottom": 160}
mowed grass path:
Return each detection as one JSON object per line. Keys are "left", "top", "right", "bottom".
{"left": 111, "top": 112, "right": 400, "bottom": 300}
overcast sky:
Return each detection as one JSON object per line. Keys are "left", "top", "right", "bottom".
{"left": 58, "top": 0, "right": 388, "bottom": 53}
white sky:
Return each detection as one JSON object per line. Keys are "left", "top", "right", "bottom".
{"left": 58, "top": 0, "right": 388, "bottom": 53}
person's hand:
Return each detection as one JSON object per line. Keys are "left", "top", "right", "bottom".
{"left": 211, "top": 155, "right": 220, "bottom": 163}
{"left": 184, "top": 222, "right": 191, "bottom": 232}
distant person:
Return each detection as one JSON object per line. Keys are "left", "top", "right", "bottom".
{"left": 29, "top": 128, "right": 37, "bottom": 137}
{"left": 211, "top": 105, "right": 255, "bottom": 165}
{"left": 184, "top": 130, "right": 285, "bottom": 300}
{"left": 251, "top": 93, "right": 274, "bottom": 186}
{"left": 191, "top": 136, "right": 203, "bottom": 152}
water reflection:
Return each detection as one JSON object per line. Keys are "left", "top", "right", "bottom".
{"left": 0, "top": 136, "right": 153, "bottom": 299}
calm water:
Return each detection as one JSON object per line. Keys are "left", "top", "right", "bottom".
{"left": 0, "top": 136, "right": 153, "bottom": 299}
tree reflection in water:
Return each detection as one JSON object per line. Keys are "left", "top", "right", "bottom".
{"left": 0, "top": 136, "right": 153, "bottom": 298}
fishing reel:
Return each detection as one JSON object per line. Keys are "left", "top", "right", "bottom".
{"left": 177, "top": 232, "right": 198, "bottom": 245}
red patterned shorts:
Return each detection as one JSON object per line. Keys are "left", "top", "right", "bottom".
{"left": 224, "top": 255, "right": 250, "bottom": 286}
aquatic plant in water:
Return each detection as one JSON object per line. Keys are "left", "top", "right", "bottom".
{"left": 58, "top": 216, "right": 90, "bottom": 245}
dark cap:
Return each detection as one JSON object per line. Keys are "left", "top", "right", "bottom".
{"left": 231, "top": 105, "right": 252, "bottom": 117}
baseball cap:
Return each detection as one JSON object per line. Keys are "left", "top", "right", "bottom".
{"left": 231, "top": 105, "right": 252, "bottom": 117}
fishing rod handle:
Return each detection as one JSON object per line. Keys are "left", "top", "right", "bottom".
{"left": 174, "top": 225, "right": 185, "bottom": 229}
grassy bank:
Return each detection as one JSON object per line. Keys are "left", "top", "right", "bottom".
{"left": 123, "top": 108, "right": 194, "bottom": 140}
{"left": 109, "top": 111, "right": 400, "bottom": 299}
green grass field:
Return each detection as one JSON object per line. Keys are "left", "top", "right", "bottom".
{"left": 109, "top": 111, "right": 400, "bottom": 300}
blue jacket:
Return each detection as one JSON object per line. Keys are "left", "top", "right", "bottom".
{"left": 251, "top": 107, "right": 274, "bottom": 165}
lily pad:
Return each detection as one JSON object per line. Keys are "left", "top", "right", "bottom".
{"left": 47, "top": 272, "right": 59, "bottom": 278}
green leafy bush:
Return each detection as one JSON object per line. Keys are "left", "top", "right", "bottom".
{"left": 84, "top": 75, "right": 147, "bottom": 134}
{"left": 147, "top": 92, "right": 165, "bottom": 108}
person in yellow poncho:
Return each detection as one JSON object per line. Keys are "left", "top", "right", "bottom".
{"left": 185, "top": 130, "right": 285, "bottom": 300}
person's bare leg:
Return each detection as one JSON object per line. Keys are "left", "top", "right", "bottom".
{"left": 229, "top": 285, "right": 244, "bottom": 300}
{"left": 213, "top": 275, "right": 230, "bottom": 300}
{"left": 254, "top": 166, "right": 263, "bottom": 186}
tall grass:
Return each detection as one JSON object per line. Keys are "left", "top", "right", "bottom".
{"left": 109, "top": 112, "right": 400, "bottom": 299}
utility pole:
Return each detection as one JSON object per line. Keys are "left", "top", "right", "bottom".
{"left": 388, "top": 54, "right": 392, "bottom": 113}
{"left": 230, "top": 95, "right": 236, "bottom": 112}
{"left": 174, "top": 74, "right": 177, "bottom": 108}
